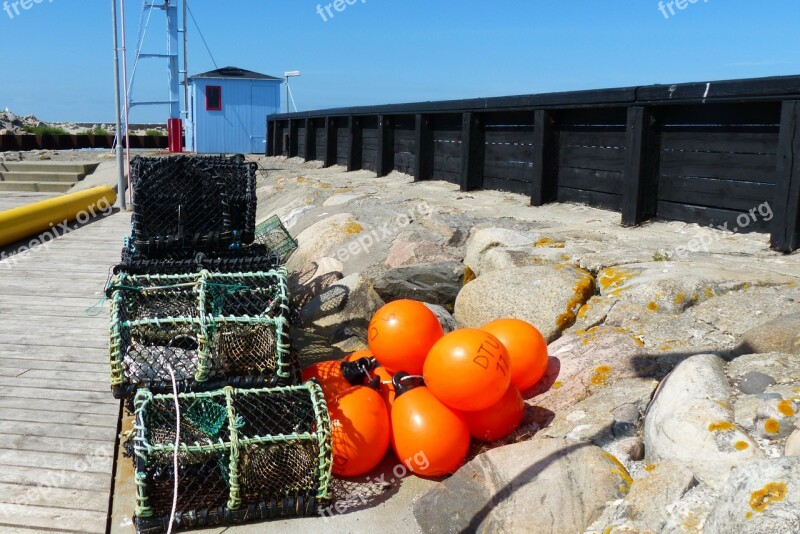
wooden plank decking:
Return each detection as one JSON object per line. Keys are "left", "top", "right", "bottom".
{"left": 0, "top": 206, "right": 130, "bottom": 533}
{"left": 0, "top": 192, "right": 60, "bottom": 212}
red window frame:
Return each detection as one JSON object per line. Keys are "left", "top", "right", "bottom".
{"left": 205, "top": 85, "right": 222, "bottom": 111}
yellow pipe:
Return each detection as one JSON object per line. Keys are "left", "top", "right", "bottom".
{"left": 0, "top": 185, "right": 117, "bottom": 248}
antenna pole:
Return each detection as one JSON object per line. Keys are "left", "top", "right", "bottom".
{"left": 111, "top": 0, "right": 126, "bottom": 209}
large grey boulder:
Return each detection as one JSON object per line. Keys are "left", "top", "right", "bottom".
{"left": 299, "top": 273, "right": 384, "bottom": 338}
{"left": 542, "top": 377, "right": 658, "bottom": 444}
{"left": 286, "top": 213, "right": 364, "bottom": 272}
{"left": 587, "top": 460, "right": 697, "bottom": 533}
{"left": 454, "top": 264, "right": 594, "bottom": 341}
{"left": 412, "top": 438, "right": 630, "bottom": 534}
{"left": 463, "top": 227, "right": 538, "bottom": 275}
{"left": 531, "top": 327, "right": 652, "bottom": 414}
{"left": 735, "top": 312, "right": 800, "bottom": 356}
{"left": 705, "top": 458, "right": 800, "bottom": 534}
{"left": 372, "top": 261, "right": 463, "bottom": 307}
{"left": 644, "top": 354, "right": 761, "bottom": 489}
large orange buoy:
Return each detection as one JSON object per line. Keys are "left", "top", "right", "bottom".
{"left": 423, "top": 328, "right": 511, "bottom": 412}
{"left": 302, "top": 359, "right": 373, "bottom": 403}
{"left": 390, "top": 374, "right": 470, "bottom": 477}
{"left": 329, "top": 386, "right": 391, "bottom": 477}
{"left": 481, "top": 318, "right": 549, "bottom": 391}
{"left": 463, "top": 385, "right": 524, "bottom": 442}
{"left": 368, "top": 300, "right": 444, "bottom": 375}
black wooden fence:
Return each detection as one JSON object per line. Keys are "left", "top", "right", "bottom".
{"left": 267, "top": 75, "right": 800, "bottom": 252}
{"left": 0, "top": 134, "right": 169, "bottom": 151}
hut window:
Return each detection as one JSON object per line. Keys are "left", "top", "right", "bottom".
{"left": 206, "top": 86, "right": 222, "bottom": 111}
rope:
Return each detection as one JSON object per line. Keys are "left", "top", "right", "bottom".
{"left": 167, "top": 365, "right": 181, "bottom": 534}
{"left": 186, "top": 1, "right": 218, "bottom": 69}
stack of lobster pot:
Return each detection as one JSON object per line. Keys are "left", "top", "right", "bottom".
{"left": 107, "top": 155, "right": 333, "bottom": 534}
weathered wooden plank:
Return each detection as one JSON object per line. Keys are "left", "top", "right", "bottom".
{"left": 658, "top": 176, "right": 775, "bottom": 211}
{"left": 0, "top": 357, "right": 107, "bottom": 373}
{"left": 482, "top": 176, "right": 531, "bottom": 196}
{"left": 414, "top": 114, "right": 434, "bottom": 182}
{"left": 0, "top": 502, "right": 107, "bottom": 533}
{"left": 0, "top": 420, "right": 112, "bottom": 442}
{"left": 461, "top": 112, "right": 485, "bottom": 192}
{"left": 531, "top": 109, "right": 559, "bottom": 206}
{"left": 0, "top": 481, "right": 109, "bottom": 512}
{"left": 0, "top": 398, "right": 117, "bottom": 418}
{"left": 622, "top": 106, "right": 660, "bottom": 225}
{"left": 0, "top": 407, "right": 116, "bottom": 427}
{"left": 0, "top": 448, "right": 112, "bottom": 473}
{"left": 659, "top": 148, "right": 777, "bottom": 183}
{"left": 0, "top": 386, "right": 115, "bottom": 405}
{"left": 771, "top": 100, "right": 800, "bottom": 251}
{"left": 660, "top": 130, "right": 779, "bottom": 154}
{"left": 14, "top": 369, "right": 108, "bottom": 382}
{"left": 656, "top": 201, "right": 772, "bottom": 232}
{"left": 376, "top": 115, "right": 394, "bottom": 177}
{"left": 559, "top": 167, "right": 624, "bottom": 195}
{"left": 558, "top": 187, "right": 622, "bottom": 211}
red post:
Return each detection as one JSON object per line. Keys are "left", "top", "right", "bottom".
{"left": 168, "top": 118, "right": 183, "bottom": 153}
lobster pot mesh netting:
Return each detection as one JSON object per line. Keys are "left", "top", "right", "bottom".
{"left": 117, "top": 216, "right": 297, "bottom": 276}
{"left": 109, "top": 269, "right": 297, "bottom": 399}
{"left": 130, "top": 155, "right": 257, "bottom": 256}
{"left": 132, "top": 383, "right": 332, "bottom": 533}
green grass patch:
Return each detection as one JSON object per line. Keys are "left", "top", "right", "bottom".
{"left": 23, "top": 125, "right": 70, "bottom": 136}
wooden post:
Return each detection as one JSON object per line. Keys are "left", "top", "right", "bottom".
{"left": 621, "top": 106, "right": 660, "bottom": 226}
{"left": 324, "top": 117, "right": 337, "bottom": 167}
{"left": 266, "top": 118, "right": 274, "bottom": 156}
{"left": 414, "top": 113, "right": 433, "bottom": 182}
{"left": 376, "top": 115, "right": 394, "bottom": 177}
{"left": 530, "top": 110, "right": 559, "bottom": 206}
{"left": 302, "top": 118, "right": 314, "bottom": 161}
{"left": 288, "top": 119, "right": 299, "bottom": 158}
{"left": 347, "top": 116, "right": 363, "bottom": 172}
{"left": 772, "top": 100, "right": 800, "bottom": 252}
{"left": 460, "top": 112, "right": 484, "bottom": 191}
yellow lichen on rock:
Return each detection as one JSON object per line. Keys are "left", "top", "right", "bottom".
{"left": 764, "top": 419, "right": 781, "bottom": 434}
{"left": 598, "top": 267, "right": 636, "bottom": 297}
{"left": 749, "top": 482, "right": 787, "bottom": 513}
{"left": 777, "top": 400, "right": 796, "bottom": 417}
{"left": 343, "top": 221, "right": 364, "bottom": 235}
{"left": 603, "top": 452, "right": 633, "bottom": 493}
{"left": 556, "top": 270, "right": 596, "bottom": 331}
{"left": 533, "top": 237, "right": 566, "bottom": 248}
{"left": 708, "top": 421, "right": 735, "bottom": 432}
{"left": 647, "top": 301, "right": 659, "bottom": 312}
{"left": 734, "top": 441, "right": 750, "bottom": 451}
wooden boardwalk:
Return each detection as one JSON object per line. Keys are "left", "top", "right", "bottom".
{"left": 0, "top": 192, "right": 59, "bottom": 212}
{"left": 0, "top": 202, "right": 130, "bottom": 534}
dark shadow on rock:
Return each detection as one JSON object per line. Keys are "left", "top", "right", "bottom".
{"left": 321, "top": 452, "right": 409, "bottom": 517}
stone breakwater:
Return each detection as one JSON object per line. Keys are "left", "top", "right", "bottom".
{"left": 258, "top": 156, "right": 800, "bottom": 534}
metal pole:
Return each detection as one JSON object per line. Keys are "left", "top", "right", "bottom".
{"left": 285, "top": 76, "right": 289, "bottom": 114}
{"left": 120, "top": 0, "right": 132, "bottom": 206}
{"left": 182, "top": 0, "right": 189, "bottom": 119}
{"left": 111, "top": 0, "right": 126, "bottom": 209}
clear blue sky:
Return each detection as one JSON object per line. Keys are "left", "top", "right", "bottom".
{"left": 0, "top": 0, "right": 798, "bottom": 123}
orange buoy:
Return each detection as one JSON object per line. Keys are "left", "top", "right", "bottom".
{"left": 329, "top": 386, "right": 391, "bottom": 477}
{"left": 390, "top": 374, "right": 470, "bottom": 476}
{"left": 302, "top": 359, "right": 373, "bottom": 403}
{"left": 423, "top": 328, "right": 511, "bottom": 412}
{"left": 463, "top": 385, "right": 524, "bottom": 442}
{"left": 368, "top": 300, "right": 443, "bottom": 375}
{"left": 481, "top": 318, "right": 549, "bottom": 391}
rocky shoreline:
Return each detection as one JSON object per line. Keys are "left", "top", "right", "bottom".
{"left": 260, "top": 156, "right": 800, "bottom": 533}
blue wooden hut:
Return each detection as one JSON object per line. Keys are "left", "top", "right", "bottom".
{"left": 186, "top": 66, "right": 282, "bottom": 154}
